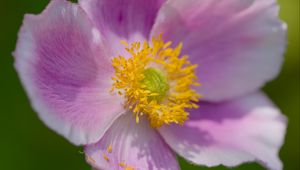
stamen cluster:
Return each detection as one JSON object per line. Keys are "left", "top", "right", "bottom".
{"left": 111, "top": 35, "right": 201, "bottom": 128}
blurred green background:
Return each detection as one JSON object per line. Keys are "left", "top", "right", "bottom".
{"left": 0, "top": 0, "right": 299, "bottom": 169}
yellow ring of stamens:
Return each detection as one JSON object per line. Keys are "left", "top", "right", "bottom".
{"left": 111, "top": 35, "right": 201, "bottom": 128}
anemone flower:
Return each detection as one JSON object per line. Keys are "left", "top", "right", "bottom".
{"left": 14, "top": 0, "right": 287, "bottom": 169}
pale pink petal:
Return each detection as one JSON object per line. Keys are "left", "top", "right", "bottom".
{"left": 13, "top": 0, "right": 124, "bottom": 145}
{"left": 151, "top": 0, "right": 286, "bottom": 101}
{"left": 79, "top": 0, "right": 165, "bottom": 39}
{"left": 159, "top": 92, "right": 287, "bottom": 170}
{"left": 79, "top": 0, "right": 166, "bottom": 58}
{"left": 85, "top": 113, "right": 179, "bottom": 170}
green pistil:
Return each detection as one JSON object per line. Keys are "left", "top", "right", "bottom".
{"left": 142, "top": 68, "right": 169, "bottom": 101}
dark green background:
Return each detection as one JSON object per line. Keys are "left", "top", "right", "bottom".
{"left": 0, "top": 0, "right": 299, "bottom": 169}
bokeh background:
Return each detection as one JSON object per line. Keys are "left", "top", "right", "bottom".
{"left": 0, "top": 0, "right": 299, "bottom": 169}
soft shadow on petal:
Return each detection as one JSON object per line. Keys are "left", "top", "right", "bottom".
{"left": 79, "top": 0, "right": 165, "bottom": 39}
{"left": 151, "top": 0, "right": 287, "bottom": 102}
{"left": 158, "top": 92, "right": 287, "bottom": 170}
{"left": 14, "top": 0, "right": 124, "bottom": 145}
{"left": 85, "top": 113, "right": 179, "bottom": 170}
{"left": 79, "top": 0, "right": 166, "bottom": 58}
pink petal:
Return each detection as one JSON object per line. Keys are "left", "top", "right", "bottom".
{"left": 158, "top": 92, "right": 287, "bottom": 170}
{"left": 79, "top": 0, "right": 166, "bottom": 58}
{"left": 85, "top": 113, "right": 179, "bottom": 170}
{"left": 151, "top": 0, "right": 286, "bottom": 101}
{"left": 14, "top": 0, "right": 124, "bottom": 145}
{"left": 79, "top": 0, "right": 165, "bottom": 39}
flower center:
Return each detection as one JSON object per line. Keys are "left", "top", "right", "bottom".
{"left": 141, "top": 68, "right": 169, "bottom": 102}
{"left": 111, "top": 35, "right": 201, "bottom": 128}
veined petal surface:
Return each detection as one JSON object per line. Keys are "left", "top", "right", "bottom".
{"left": 159, "top": 92, "right": 287, "bottom": 170}
{"left": 14, "top": 0, "right": 124, "bottom": 145}
{"left": 85, "top": 113, "right": 179, "bottom": 170}
{"left": 151, "top": 0, "right": 286, "bottom": 101}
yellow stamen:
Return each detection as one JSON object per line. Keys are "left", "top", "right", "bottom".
{"left": 107, "top": 144, "right": 113, "bottom": 153}
{"left": 125, "top": 166, "right": 135, "bottom": 170}
{"left": 119, "top": 162, "right": 126, "bottom": 168}
{"left": 86, "top": 155, "right": 96, "bottom": 164}
{"left": 111, "top": 35, "right": 201, "bottom": 128}
{"left": 103, "top": 154, "right": 110, "bottom": 162}
{"left": 118, "top": 162, "right": 135, "bottom": 170}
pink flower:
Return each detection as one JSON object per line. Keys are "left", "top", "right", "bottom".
{"left": 14, "top": 0, "right": 287, "bottom": 170}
